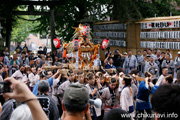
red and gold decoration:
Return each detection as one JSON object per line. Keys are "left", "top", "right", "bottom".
{"left": 62, "top": 24, "right": 100, "bottom": 70}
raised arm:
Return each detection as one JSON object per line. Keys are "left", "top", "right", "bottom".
{"left": 4, "top": 77, "right": 48, "bottom": 120}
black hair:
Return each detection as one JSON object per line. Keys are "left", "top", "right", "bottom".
{"left": 153, "top": 48, "right": 157, "bottom": 51}
{"left": 19, "top": 64, "right": 25, "bottom": 68}
{"left": 110, "top": 70, "right": 116, "bottom": 76}
{"left": 129, "top": 69, "right": 139, "bottom": 75}
{"left": 144, "top": 72, "right": 152, "bottom": 78}
{"left": 53, "top": 69, "right": 58, "bottom": 74}
{"left": 36, "top": 66, "right": 40, "bottom": 71}
{"left": 67, "top": 70, "right": 74, "bottom": 76}
{"left": 64, "top": 101, "right": 88, "bottom": 113}
{"left": 21, "top": 51, "right": 26, "bottom": 54}
{"left": 143, "top": 49, "right": 147, "bottom": 52}
{"left": 103, "top": 108, "right": 131, "bottom": 120}
{"left": 162, "top": 67, "right": 168, "bottom": 71}
{"left": 123, "top": 75, "right": 131, "bottom": 86}
{"left": 40, "top": 71, "right": 47, "bottom": 79}
{"left": 137, "top": 50, "right": 141, "bottom": 53}
{"left": 76, "top": 72, "right": 83, "bottom": 76}
{"left": 31, "top": 64, "right": 36, "bottom": 68}
{"left": 110, "top": 78, "right": 116, "bottom": 83}
{"left": 164, "top": 75, "right": 173, "bottom": 84}
{"left": 87, "top": 72, "right": 94, "bottom": 80}
{"left": 151, "top": 84, "right": 180, "bottom": 120}
{"left": 161, "top": 52, "right": 166, "bottom": 54}
{"left": 148, "top": 49, "right": 152, "bottom": 51}
{"left": 107, "top": 47, "right": 110, "bottom": 50}
{"left": 116, "top": 68, "right": 123, "bottom": 75}
{"left": 166, "top": 49, "right": 170, "bottom": 52}
{"left": 166, "top": 53, "right": 170, "bottom": 57}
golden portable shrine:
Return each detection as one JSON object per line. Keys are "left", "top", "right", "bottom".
{"left": 43, "top": 24, "right": 100, "bottom": 71}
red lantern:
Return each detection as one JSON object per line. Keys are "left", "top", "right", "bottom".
{"left": 101, "top": 39, "right": 109, "bottom": 49}
{"left": 73, "top": 38, "right": 80, "bottom": 51}
{"left": 82, "top": 25, "right": 91, "bottom": 36}
{"left": 53, "top": 38, "right": 61, "bottom": 49}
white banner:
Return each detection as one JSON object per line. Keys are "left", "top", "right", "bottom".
{"left": 140, "top": 41, "right": 180, "bottom": 50}
{"left": 93, "top": 39, "right": 126, "bottom": 47}
{"left": 93, "top": 32, "right": 126, "bottom": 39}
{"left": 140, "top": 21, "right": 180, "bottom": 29}
{"left": 140, "top": 31, "right": 180, "bottom": 39}
{"left": 94, "top": 23, "right": 126, "bottom": 31}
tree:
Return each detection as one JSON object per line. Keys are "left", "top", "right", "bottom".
{"left": 111, "top": 0, "right": 180, "bottom": 21}
{"left": 31, "top": 0, "right": 111, "bottom": 42}
{"left": 11, "top": 15, "right": 40, "bottom": 43}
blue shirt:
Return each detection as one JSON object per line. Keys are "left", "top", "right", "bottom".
{"left": 136, "top": 81, "right": 151, "bottom": 110}
{"left": 151, "top": 85, "right": 159, "bottom": 94}
{"left": 105, "top": 63, "right": 116, "bottom": 69}
{"left": 33, "top": 77, "right": 53, "bottom": 96}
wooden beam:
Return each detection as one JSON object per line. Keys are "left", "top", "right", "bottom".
{"left": 12, "top": 11, "right": 50, "bottom": 16}
{"left": 16, "top": 1, "right": 65, "bottom": 6}
{"left": 12, "top": 11, "right": 64, "bottom": 16}
{"left": 137, "top": 15, "right": 180, "bottom": 23}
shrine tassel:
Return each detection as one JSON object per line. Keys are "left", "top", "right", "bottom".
{"left": 63, "top": 49, "right": 67, "bottom": 58}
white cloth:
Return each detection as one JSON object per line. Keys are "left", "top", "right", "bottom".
{"left": 12, "top": 70, "right": 27, "bottom": 82}
{"left": 0, "top": 76, "right": 3, "bottom": 82}
{"left": 28, "top": 73, "right": 38, "bottom": 87}
{"left": 156, "top": 75, "right": 164, "bottom": 86}
{"left": 120, "top": 87, "right": 134, "bottom": 112}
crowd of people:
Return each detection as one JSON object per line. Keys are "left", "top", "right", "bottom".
{"left": 0, "top": 44, "right": 180, "bottom": 120}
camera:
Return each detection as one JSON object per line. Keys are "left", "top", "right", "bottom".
{"left": 0, "top": 81, "right": 12, "bottom": 93}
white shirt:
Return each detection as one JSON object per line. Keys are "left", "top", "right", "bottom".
{"left": 156, "top": 74, "right": 165, "bottom": 86}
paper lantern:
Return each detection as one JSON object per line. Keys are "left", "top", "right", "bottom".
{"left": 53, "top": 38, "right": 61, "bottom": 49}
{"left": 101, "top": 39, "right": 109, "bottom": 49}
{"left": 82, "top": 25, "right": 91, "bottom": 36}
{"left": 73, "top": 38, "right": 80, "bottom": 51}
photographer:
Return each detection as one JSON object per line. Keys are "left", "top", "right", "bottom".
{"left": 4, "top": 77, "right": 48, "bottom": 120}
{"left": 113, "top": 49, "right": 122, "bottom": 68}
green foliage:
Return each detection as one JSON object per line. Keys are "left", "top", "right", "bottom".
{"left": 11, "top": 15, "right": 40, "bottom": 43}
{"left": 2, "top": 0, "right": 179, "bottom": 43}
{"left": 135, "top": 0, "right": 178, "bottom": 18}
{"left": 111, "top": 0, "right": 142, "bottom": 22}
{"left": 32, "top": 0, "right": 112, "bottom": 42}
{"left": 111, "top": 0, "right": 179, "bottom": 21}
